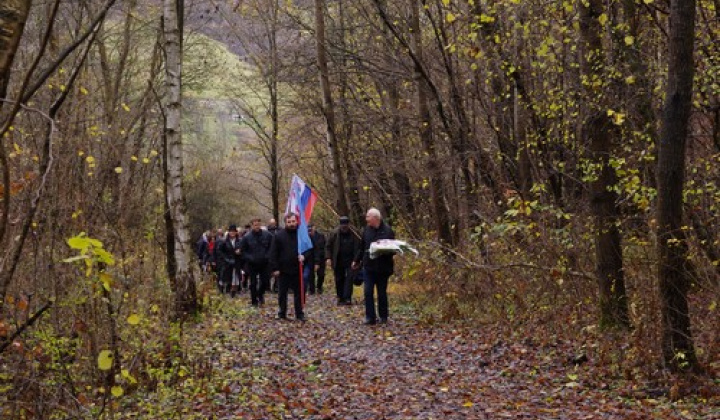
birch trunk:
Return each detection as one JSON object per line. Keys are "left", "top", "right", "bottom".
{"left": 163, "top": 0, "right": 197, "bottom": 319}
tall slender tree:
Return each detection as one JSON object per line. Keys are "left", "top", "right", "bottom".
{"left": 314, "top": 0, "right": 350, "bottom": 216}
{"left": 163, "top": 0, "right": 197, "bottom": 319}
{"left": 656, "top": 0, "right": 698, "bottom": 370}
{"left": 579, "top": 0, "right": 630, "bottom": 329}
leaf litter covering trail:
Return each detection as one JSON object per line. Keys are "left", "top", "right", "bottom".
{"left": 185, "top": 292, "right": 717, "bottom": 420}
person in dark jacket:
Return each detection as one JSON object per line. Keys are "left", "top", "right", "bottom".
{"left": 267, "top": 218, "right": 279, "bottom": 292}
{"left": 303, "top": 224, "right": 324, "bottom": 295}
{"left": 326, "top": 216, "right": 361, "bottom": 305}
{"left": 269, "top": 213, "right": 306, "bottom": 321}
{"left": 267, "top": 218, "right": 278, "bottom": 235}
{"left": 352, "top": 208, "right": 395, "bottom": 325}
{"left": 216, "top": 224, "right": 243, "bottom": 296}
{"left": 241, "top": 218, "right": 273, "bottom": 306}
{"left": 195, "top": 232, "right": 208, "bottom": 265}
{"left": 309, "top": 225, "right": 327, "bottom": 294}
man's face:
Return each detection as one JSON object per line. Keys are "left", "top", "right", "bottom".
{"left": 366, "top": 213, "right": 380, "bottom": 228}
{"left": 268, "top": 219, "right": 276, "bottom": 228}
{"left": 339, "top": 224, "right": 349, "bottom": 232}
{"left": 252, "top": 220, "right": 262, "bottom": 232}
{"left": 229, "top": 230, "right": 237, "bottom": 238}
{"left": 285, "top": 216, "right": 298, "bottom": 230}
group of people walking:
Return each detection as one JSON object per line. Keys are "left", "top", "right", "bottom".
{"left": 195, "top": 208, "right": 396, "bottom": 325}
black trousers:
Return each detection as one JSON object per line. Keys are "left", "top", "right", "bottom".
{"left": 246, "top": 264, "right": 270, "bottom": 305}
{"left": 278, "top": 272, "right": 304, "bottom": 318}
{"left": 219, "top": 264, "right": 234, "bottom": 294}
{"left": 334, "top": 264, "right": 353, "bottom": 302}
{"left": 315, "top": 264, "right": 326, "bottom": 293}
{"left": 364, "top": 270, "right": 391, "bottom": 321}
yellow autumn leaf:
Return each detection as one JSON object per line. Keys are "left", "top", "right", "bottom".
{"left": 598, "top": 13, "right": 608, "bottom": 26}
{"left": 111, "top": 386, "right": 124, "bottom": 397}
{"left": 114, "top": 167, "right": 123, "bottom": 174}
{"left": 131, "top": 156, "right": 138, "bottom": 161}
{"left": 463, "top": 401, "right": 474, "bottom": 407}
{"left": 624, "top": 35, "right": 634, "bottom": 46}
{"left": 121, "top": 103, "right": 130, "bottom": 112}
{"left": 149, "top": 150, "right": 159, "bottom": 157}
{"left": 98, "top": 350, "right": 113, "bottom": 371}
{"left": 127, "top": 314, "right": 140, "bottom": 325}
{"left": 611, "top": 113, "right": 626, "bottom": 125}
{"left": 442, "top": 0, "right": 450, "bottom": 5}
{"left": 100, "top": 272, "right": 112, "bottom": 291}
{"left": 85, "top": 156, "right": 95, "bottom": 164}
{"left": 446, "top": 12, "right": 457, "bottom": 23}
{"left": 121, "top": 369, "right": 138, "bottom": 384}
{"left": 80, "top": 87, "right": 89, "bottom": 95}
{"left": 625, "top": 75, "right": 636, "bottom": 84}
{"left": 142, "top": 158, "right": 150, "bottom": 164}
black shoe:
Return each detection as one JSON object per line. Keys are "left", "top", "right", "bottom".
{"left": 276, "top": 314, "right": 287, "bottom": 320}
{"left": 342, "top": 301, "right": 352, "bottom": 306}
{"left": 296, "top": 315, "right": 306, "bottom": 322}
{"left": 364, "top": 318, "right": 377, "bottom": 325}
{"left": 379, "top": 318, "right": 388, "bottom": 324}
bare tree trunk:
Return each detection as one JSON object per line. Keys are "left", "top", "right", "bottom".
{"left": 269, "top": 0, "right": 281, "bottom": 222}
{"left": 314, "top": 0, "right": 350, "bottom": 216}
{"left": 579, "top": 0, "right": 630, "bottom": 329}
{"left": 0, "top": 0, "right": 31, "bottom": 100}
{"left": 163, "top": 0, "right": 197, "bottom": 319}
{"left": 409, "top": 0, "right": 452, "bottom": 245}
{"left": 0, "top": 0, "right": 32, "bottom": 256}
{"left": 656, "top": 0, "right": 697, "bottom": 371}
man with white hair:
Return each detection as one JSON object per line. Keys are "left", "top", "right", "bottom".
{"left": 352, "top": 207, "right": 396, "bottom": 325}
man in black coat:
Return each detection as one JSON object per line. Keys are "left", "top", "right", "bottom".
{"left": 325, "top": 216, "right": 360, "bottom": 305}
{"left": 240, "top": 218, "right": 273, "bottom": 306}
{"left": 352, "top": 208, "right": 395, "bottom": 325}
{"left": 216, "top": 224, "right": 243, "bottom": 296}
{"left": 269, "top": 213, "right": 306, "bottom": 321}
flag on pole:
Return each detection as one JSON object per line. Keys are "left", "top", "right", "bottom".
{"left": 285, "top": 175, "right": 317, "bottom": 255}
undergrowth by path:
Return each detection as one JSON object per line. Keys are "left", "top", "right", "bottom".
{"left": 123, "top": 286, "right": 718, "bottom": 419}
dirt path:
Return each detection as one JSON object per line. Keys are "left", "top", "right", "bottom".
{"left": 180, "top": 290, "right": 716, "bottom": 419}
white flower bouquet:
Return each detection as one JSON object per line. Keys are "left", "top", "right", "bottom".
{"left": 369, "top": 239, "right": 419, "bottom": 259}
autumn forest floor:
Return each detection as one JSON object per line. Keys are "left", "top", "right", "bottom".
{"left": 126, "top": 281, "right": 719, "bottom": 420}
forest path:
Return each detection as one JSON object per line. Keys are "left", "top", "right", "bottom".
{"left": 182, "top": 284, "right": 714, "bottom": 420}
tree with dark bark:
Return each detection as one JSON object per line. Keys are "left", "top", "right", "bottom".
{"left": 579, "top": 0, "right": 630, "bottom": 330}
{"left": 655, "top": 0, "right": 698, "bottom": 371}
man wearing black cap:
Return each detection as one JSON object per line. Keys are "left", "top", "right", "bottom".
{"left": 325, "top": 216, "right": 360, "bottom": 305}
{"left": 216, "top": 224, "right": 243, "bottom": 296}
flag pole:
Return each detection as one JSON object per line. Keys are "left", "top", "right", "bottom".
{"left": 299, "top": 259, "right": 305, "bottom": 309}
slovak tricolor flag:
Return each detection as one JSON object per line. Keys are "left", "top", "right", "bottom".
{"left": 285, "top": 175, "right": 318, "bottom": 255}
